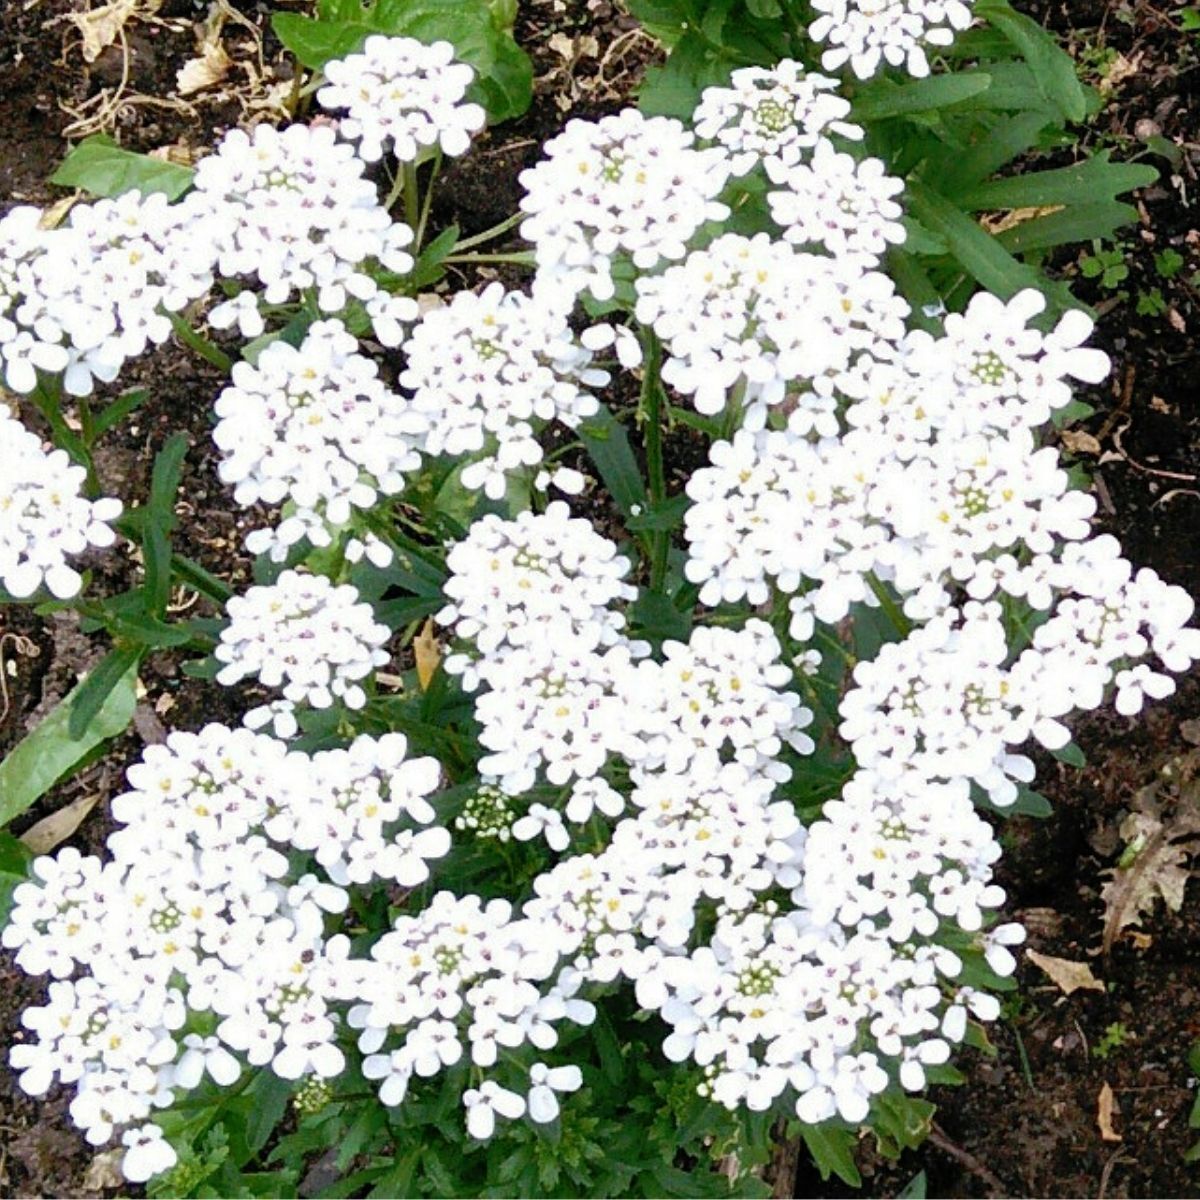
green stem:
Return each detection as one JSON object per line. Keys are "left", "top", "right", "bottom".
{"left": 866, "top": 571, "right": 913, "bottom": 638}
{"left": 414, "top": 149, "right": 442, "bottom": 252}
{"left": 30, "top": 379, "right": 99, "bottom": 494}
{"left": 444, "top": 251, "right": 537, "bottom": 267}
{"left": 640, "top": 327, "right": 669, "bottom": 593}
{"left": 385, "top": 165, "right": 406, "bottom": 213}
{"left": 453, "top": 211, "right": 524, "bottom": 253}
{"left": 403, "top": 159, "right": 421, "bottom": 237}
{"left": 169, "top": 311, "right": 232, "bottom": 373}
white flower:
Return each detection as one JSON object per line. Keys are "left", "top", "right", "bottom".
{"left": 0, "top": 405, "right": 122, "bottom": 599}
{"left": 319, "top": 36, "right": 486, "bottom": 162}
{"left": 519, "top": 109, "right": 730, "bottom": 304}
{"left": 527, "top": 1062, "right": 583, "bottom": 1123}
{"left": 810, "top": 0, "right": 977, "bottom": 80}
{"left": 171, "top": 1033, "right": 241, "bottom": 1089}
{"left": 693, "top": 60, "right": 863, "bottom": 175}
{"left": 215, "top": 571, "right": 391, "bottom": 711}
{"left": 214, "top": 319, "right": 423, "bottom": 559}
{"left": 121, "top": 1124, "right": 177, "bottom": 1183}
{"left": 766, "top": 143, "right": 906, "bottom": 263}
{"left": 464, "top": 1080, "right": 526, "bottom": 1139}
{"left": 399, "top": 284, "right": 604, "bottom": 498}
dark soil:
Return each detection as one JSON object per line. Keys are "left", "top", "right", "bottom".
{"left": 0, "top": 0, "right": 1197, "bottom": 1197}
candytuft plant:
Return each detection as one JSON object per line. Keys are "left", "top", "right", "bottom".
{"left": 0, "top": 3, "right": 1194, "bottom": 1195}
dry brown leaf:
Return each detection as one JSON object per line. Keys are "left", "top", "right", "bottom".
{"left": 979, "top": 205, "right": 1065, "bottom": 235}
{"left": 82, "top": 1150, "right": 124, "bottom": 1191}
{"left": 69, "top": 0, "right": 161, "bottom": 63}
{"left": 19, "top": 792, "right": 103, "bottom": 856}
{"left": 1097, "top": 1082, "right": 1122, "bottom": 1142}
{"left": 177, "top": 43, "right": 232, "bottom": 95}
{"left": 38, "top": 195, "right": 79, "bottom": 231}
{"left": 414, "top": 618, "right": 441, "bottom": 692}
{"left": 1099, "top": 51, "right": 1143, "bottom": 95}
{"left": 548, "top": 32, "right": 576, "bottom": 60}
{"left": 1026, "top": 949, "right": 1106, "bottom": 995}
{"left": 1180, "top": 718, "right": 1200, "bottom": 746}
{"left": 1059, "top": 429, "right": 1102, "bottom": 456}
{"left": 1100, "top": 771, "right": 1200, "bottom": 952}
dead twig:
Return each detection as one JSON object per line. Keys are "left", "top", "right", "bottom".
{"left": 928, "top": 1123, "right": 1010, "bottom": 1198}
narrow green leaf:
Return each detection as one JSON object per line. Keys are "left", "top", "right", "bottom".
{"left": 853, "top": 71, "right": 992, "bottom": 121}
{"left": 143, "top": 524, "right": 173, "bottom": 617}
{"left": 578, "top": 403, "right": 648, "bottom": 521}
{"left": 1052, "top": 741, "right": 1087, "bottom": 768}
{"left": 956, "top": 152, "right": 1157, "bottom": 212}
{"left": 242, "top": 1072, "right": 294, "bottom": 1158}
{"left": 977, "top": 0, "right": 1087, "bottom": 123}
{"left": 149, "top": 433, "right": 190, "bottom": 529}
{"left": 907, "top": 179, "right": 1042, "bottom": 298}
{"left": 0, "top": 653, "right": 138, "bottom": 824}
{"left": 90, "top": 389, "right": 148, "bottom": 444}
{"left": 51, "top": 134, "right": 195, "bottom": 200}
{"left": 997, "top": 201, "right": 1140, "bottom": 253}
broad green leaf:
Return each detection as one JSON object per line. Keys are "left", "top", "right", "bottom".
{"left": 51, "top": 134, "right": 195, "bottom": 200}
{"left": 0, "top": 654, "right": 138, "bottom": 825}
{"left": 853, "top": 71, "right": 992, "bottom": 121}
{"left": 898, "top": 1170, "right": 929, "bottom": 1199}
{"left": 638, "top": 32, "right": 733, "bottom": 118}
{"left": 799, "top": 1123, "right": 861, "bottom": 1188}
{"left": 0, "top": 830, "right": 32, "bottom": 923}
{"left": 976, "top": 0, "right": 1087, "bottom": 123}
{"left": 410, "top": 223, "right": 460, "bottom": 289}
{"left": 629, "top": 589, "right": 693, "bottom": 645}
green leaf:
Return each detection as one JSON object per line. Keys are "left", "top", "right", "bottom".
{"left": 625, "top": 494, "right": 689, "bottom": 533}
{"left": 578, "top": 403, "right": 648, "bottom": 521}
{"left": 0, "top": 652, "right": 138, "bottom": 825}
{"left": 955, "top": 152, "right": 1157, "bottom": 212}
{"left": 638, "top": 32, "right": 732, "bottom": 118}
{"left": 907, "top": 179, "right": 1042, "bottom": 298}
{"left": 853, "top": 72, "right": 993, "bottom": 121}
{"left": 0, "top": 830, "right": 32, "bottom": 923}
{"left": 274, "top": 0, "right": 532, "bottom": 122}
{"left": 976, "top": 0, "right": 1087, "bottom": 123}
{"left": 90, "top": 389, "right": 148, "bottom": 444}
{"left": 629, "top": 589, "right": 693, "bottom": 645}
{"left": 148, "top": 433, "right": 189, "bottom": 529}
{"left": 51, "top": 134, "right": 195, "bottom": 200}
{"left": 410, "top": 224, "right": 460, "bottom": 288}
{"left": 799, "top": 1123, "right": 861, "bottom": 1188}
{"left": 995, "top": 201, "right": 1141, "bottom": 254}
{"left": 872, "top": 1092, "right": 936, "bottom": 1158}
{"left": 898, "top": 1170, "right": 929, "bottom": 1199}
{"left": 241, "top": 1071, "right": 294, "bottom": 1158}
{"left": 1052, "top": 741, "right": 1087, "bottom": 768}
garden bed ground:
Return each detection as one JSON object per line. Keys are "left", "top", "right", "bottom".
{"left": 0, "top": 0, "right": 1197, "bottom": 1196}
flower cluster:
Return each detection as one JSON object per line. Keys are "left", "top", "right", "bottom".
{"left": 194, "top": 123, "right": 416, "bottom": 319}
{"left": 519, "top": 109, "right": 731, "bottom": 303}
{"left": 0, "top": 194, "right": 213, "bottom": 397}
{"left": 0, "top": 404, "right": 122, "bottom": 599}
{"left": 691, "top": 60, "right": 863, "bottom": 176}
{"left": 5, "top": 22, "right": 1199, "bottom": 1191}
{"left": 4, "top": 725, "right": 439, "bottom": 1178}
{"left": 634, "top": 232, "right": 907, "bottom": 418}
{"left": 809, "top": 0, "right": 977, "bottom": 80}
{"left": 318, "top": 35, "right": 487, "bottom": 162}
{"left": 213, "top": 319, "right": 422, "bottom": 559}
{"left": 214, "top": 570, "right": 391, "bottom": 711}
{"left": 398, "top": 284, "right": 606, "bottom": 498}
